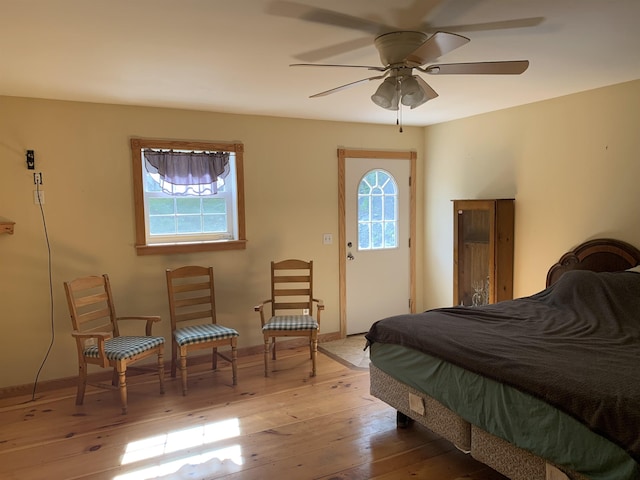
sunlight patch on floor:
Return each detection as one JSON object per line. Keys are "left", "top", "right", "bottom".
{"left": 114, "top": 418, "right": 242, "bottom": 479}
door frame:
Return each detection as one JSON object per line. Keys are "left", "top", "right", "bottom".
{"left": 338, "top": 148, "right": 417, "bottom": 337}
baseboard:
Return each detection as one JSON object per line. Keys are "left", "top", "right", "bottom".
{"left": 0, "top": 331, "right": 343, "bottom": 399}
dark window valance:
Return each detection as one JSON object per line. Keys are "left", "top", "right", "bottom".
{"left": 144, "top": 150, "right": 230, "bottom": 196}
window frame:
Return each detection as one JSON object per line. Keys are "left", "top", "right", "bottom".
{"left": 131, "top": 138, "right": 246, "bottom": 255}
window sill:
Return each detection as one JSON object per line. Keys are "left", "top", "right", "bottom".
{"left": 135, "top": 240, "right": 247, "bottom": 256}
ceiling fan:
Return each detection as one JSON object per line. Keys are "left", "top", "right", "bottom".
{"left": 268, "top": 2, "right": 535, "bottom": 112}
{"left": 292, "top": 30, "right": 529, "bottom": 111}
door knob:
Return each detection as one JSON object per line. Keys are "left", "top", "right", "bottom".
{"left": 347, "top": 252, "right": 355, "bottom": 260}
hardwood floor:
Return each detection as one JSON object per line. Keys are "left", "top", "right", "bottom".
{"left": 0, "top": 347, "right": 507, "bottom": 480}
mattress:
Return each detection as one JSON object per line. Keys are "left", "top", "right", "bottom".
{"left": 369, "top": 341, "right": 639, "bottom": 480}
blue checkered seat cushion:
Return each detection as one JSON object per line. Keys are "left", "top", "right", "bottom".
{"left": 83, "top": 336, "right": 165, "bottom": 361}
{"left": 263, "top": 315, "right": 319, "bottom": 331}
{"left": 174, "top": 324, "right": 239, "bottom": 347}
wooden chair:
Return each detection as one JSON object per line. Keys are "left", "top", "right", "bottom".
{"left": 165, "top": 266, "right": 239, "bottom": 395}
{"left": 255, "top": 259, "right": 324, "bottom": 377}
{"left": 63, "top": 274, "right": 165, "bottom": 414}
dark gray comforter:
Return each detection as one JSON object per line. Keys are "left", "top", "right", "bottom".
{"left": 365, "top": 270, "right": 640, "bottom": 462}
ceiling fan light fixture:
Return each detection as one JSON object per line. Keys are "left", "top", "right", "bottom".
{"left": 371, "top": 77, "right": 399, "bottom": 110}
{"left": 400, "top": 76, "right": 427, "bottom": 108}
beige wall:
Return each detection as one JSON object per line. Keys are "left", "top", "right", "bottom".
{"left": 0, "top": 96, "right": 424, "bottom": 388}
{"left": 422, "top": 79, "right": 640, "bottom": 309}
{"left": 2, "top": 78, "right": 640, "bottom": 389}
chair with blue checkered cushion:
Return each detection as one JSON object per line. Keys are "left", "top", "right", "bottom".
{"left": 64, "top": 274, "right": 165, "bottom": 414}
{"left": 166, "top": 266, "right": 239, "bottom": 395}
{"left": 254, "top": 259, "right": 324, "bottom": 377}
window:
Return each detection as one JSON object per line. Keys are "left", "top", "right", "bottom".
{"left": 357, "top": 169, "right": 398, "bottom": 250}
{"left": 131, "top": 138, "right": 246, "bottom": 255}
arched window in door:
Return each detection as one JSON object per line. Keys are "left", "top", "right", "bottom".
{"left": 357, "top": 169, "right": 398, "bottom": 250}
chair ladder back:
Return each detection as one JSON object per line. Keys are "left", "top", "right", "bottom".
{"left": 64, "top": 274, "right": 118, "bottom": 336}
{"left": 270, "top": 259, "right": 313, "bottom": 317}
{"left": 166, "top": 266, "right": 217, "bottom": 328}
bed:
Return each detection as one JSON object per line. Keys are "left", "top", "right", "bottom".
{"left": 366, "top": 238, "right": 640, "bottom": 480}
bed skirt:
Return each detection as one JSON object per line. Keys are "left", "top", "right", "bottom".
{"left": 369, "top": 363, "right": 587, "bottom": 480}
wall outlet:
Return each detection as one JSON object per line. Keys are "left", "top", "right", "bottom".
{"left": 302, "top": 308, "right": 309, "bottom": 315}
{"left": 322, "top": 233, "right": 333, "bottom": 245}
{"left": 33, "top": 172, "right": 43, "bottom": 185}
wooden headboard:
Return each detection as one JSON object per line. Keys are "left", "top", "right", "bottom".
{"left": 546, "top": 238, "right": 640, "bottom": 287}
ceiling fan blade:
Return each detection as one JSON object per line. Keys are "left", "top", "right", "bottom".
{"left": 425, "top": 60, "right": 529, "bottom": 75}
{"left": 293, "top": 37, "right": 373, "bottom": 62}
{"left": 424, "top": 17, "right": 544, "bottom": 33}
{"left": 266, "top": 1, "right": 394, "bottom": 35}
{"left": 291, "top": 63, "right": 387, "bottom": 72}
{"left": 310, "top": 74, "right": 388, "bottom": 98}
{"left": 405, "top": 31, "right": 470, "bottom": 66}
{"left": 414, "top": 76, "right": 439, "bottom": 103}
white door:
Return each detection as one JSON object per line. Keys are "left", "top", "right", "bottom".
{"left": 345, "top": 157, "right": 411, "bottom": 334}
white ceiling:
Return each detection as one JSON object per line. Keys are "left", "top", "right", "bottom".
{"left": 2, "top": 0, "right": 640, "bottom": 127}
